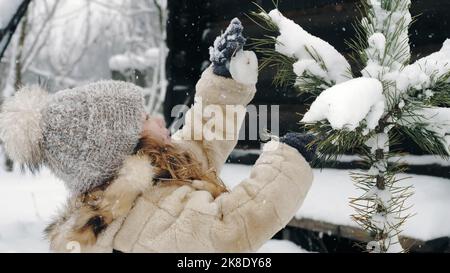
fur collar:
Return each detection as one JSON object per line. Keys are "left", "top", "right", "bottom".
{"left": 45, "top": 154, "right": 154, "bottom": 252}
{"left": 44, "top": 152, "right": 226, "bottom": 252}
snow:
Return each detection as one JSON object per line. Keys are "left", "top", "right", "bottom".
{"left": 364, "top": 0, "right": 412, "bottom": 66}
{"left": 305, "top": 170, "right": 450, "bottom": 241}
{"left": 222, "top": 165, "right": 450, "bottom": 242}
{"left": 368, "top": 33, "right": 386, "bottom": 54}
{"left": 232, "top": 150, "right": 450, "bottom": 167}
{"left": 293, "top": 60, "right": 327, "bottom": 80}
{"left": 267, "top": 9, "right": 351, "bottom": 84}
{"left": 395, "top": 39, "right": 450, "bottom": 93}
{"left": 392, "top": 155, "right": 450, "bottom": 166}
{"left": 109, "top": 48, "right": 160, "bottom": 72}
{"left": 155, "top": 0, "right": 167, "bottom": 9}
{"left": 0, "top": 168, "right": 67, "bottom": 252}
{"left": 301, "top": 77, "right": 385, "bottom": 130}
{"left": 417, "top": 108, "right": 450, "bottom": 154}
{"left": 229, "top": 50, "right": 258, "bottom": 85}
{"left": 371, "top": 212, "right": 396, "bottom": 231}
{"left": 399, "top": 107, "right": 450, "bottom": 154}
{"left": 362, "top": 33, "right": 388, "bottom": 78}
{"left": 257, "top": 240, "right": 310, "bottom": 253}
{"left": 364, "top": 187, "right": 392, "bottom": 207}
{"left": 361, "top": 0, "right": 412, "bottom": 89}
{"left": 365, "top": 133, "right": 389, "bottom": 153}
{"left": 362, "top": 60, "right": 388, "bottom": 79}
{"left": 0, "top": 0, "right": 22, "bottom": 29}
{"left": 0, "top": 164, "right": 448, "bottom": 252}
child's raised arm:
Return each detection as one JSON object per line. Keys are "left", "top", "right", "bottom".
{"left": 171, "top": 18, "right": 258, "bottom": 174}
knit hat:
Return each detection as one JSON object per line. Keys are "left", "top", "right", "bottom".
{"left": 0, "top": 81, "right": 145, "bottom": 195}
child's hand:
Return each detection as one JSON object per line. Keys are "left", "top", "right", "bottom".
{"left": 279, "top": 132, "right": 317, "bottom": 162}
{"left": 209, "top": 18, "right": 246, "bottom": 78}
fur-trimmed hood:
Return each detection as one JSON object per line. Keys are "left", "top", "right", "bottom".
{"left": 45, "top": 154, "right": 154, "bottom": 252}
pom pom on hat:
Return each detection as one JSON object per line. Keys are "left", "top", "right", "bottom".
{"left": 0, "top": 85, "right": 48, "bottom": 170}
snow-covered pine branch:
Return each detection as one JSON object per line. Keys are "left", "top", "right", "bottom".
{"left": 399, "top": 107, "right": 450, "bottom": 155}
{"left": 301, "top": 78, "right": 385, "bottom": 132}
{"left": 360, "top": 0, "right": 412, "bottom": 79}
{"left": 394, "top": 39, "right": 450, "bottom": 101}
{"left": 267, "top": 9, "right": 352, "bottom": 87}
{"left": 249, "top": 7, "right": 352, "bottom": 95}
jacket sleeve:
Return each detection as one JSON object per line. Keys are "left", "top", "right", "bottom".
{"left": 210, "top": 140, "right": 314, "bottom": 252}
{"left": 171, "top": 66, "right": 256, "bottom": 173}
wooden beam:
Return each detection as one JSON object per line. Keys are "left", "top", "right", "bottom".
{"left": 288, "top": 217, "right": 425, "bottom": 250}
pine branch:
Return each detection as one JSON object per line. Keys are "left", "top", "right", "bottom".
{"left": 352, "top": 0, "right": 412, "bottom": 78}
{"left": 248, "top": 37, "right": 297, "bottom": 89}
{"left": 247, "top": 6, "right": 298, "bottom": 90}
{"left": 295, "top": 73, "right": 333, "bottom": 96}
{"left": 246, "top": 4, "right": 279, "bottom": 34}
{"left": 419, "top": 71, "right": 450, "bottom": 107}
{"left": 248, "top": 5, "right": 337, "bottom": 96}
{"left": 303, "top": 121, "right": 371, "bottom": 167}
{"left": 394, "top": 98, "right": 449, "bottom": 157}
{"left": 397, "top": 125, "right": 449, "bottom": 157}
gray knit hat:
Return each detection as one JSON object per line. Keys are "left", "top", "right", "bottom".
{"left": 0, "top": 81, "right": 145, "bottom": 195}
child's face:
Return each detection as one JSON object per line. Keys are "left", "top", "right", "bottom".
{"left": 141, "top": 114, "right": 171, "bottom": 144}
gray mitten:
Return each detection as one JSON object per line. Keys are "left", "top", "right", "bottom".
{"left": 280, "top": 132, "right": 317, "bottom": 162}
{"left": 209, "top": 18, "right": 246, "bottom": 78}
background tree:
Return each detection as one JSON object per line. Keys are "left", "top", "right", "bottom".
{"left": 0, "top": 0, "right": 168, "bottom": 171}
{"left": 0, "top": 0, "right": 32, "bottom": 60}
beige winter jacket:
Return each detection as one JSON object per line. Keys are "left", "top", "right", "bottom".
{"left": 45, "top": 67, "right": 313, "bottom": 253}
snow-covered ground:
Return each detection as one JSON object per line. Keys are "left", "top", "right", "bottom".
{"left": 256, "top": 239, "right": 309, "bottom": 253}
{"left": 0, "top": 168, "right": 66, "bottom": 252}
{"left": 0, "top": 164, "right": 448, "bottom": 252}
{"left": 221, "top": 165, "right": 450, "bottom": 241}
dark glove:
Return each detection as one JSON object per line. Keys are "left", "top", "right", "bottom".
{"left": 279, "top": 132, "right": 317, "bottom": 162}
{"left": 209, "top": 18, "right": 246, "bottom": 78}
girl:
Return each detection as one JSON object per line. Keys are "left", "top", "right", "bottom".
{"left": 0, "top": 19, "right": 314, "bottom": 253}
